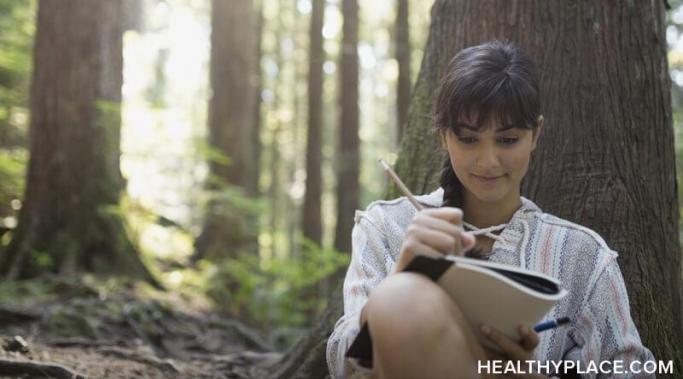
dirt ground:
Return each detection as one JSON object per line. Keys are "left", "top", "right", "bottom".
{"left": 0, "top": 278, "right": 286, "bottom": 379}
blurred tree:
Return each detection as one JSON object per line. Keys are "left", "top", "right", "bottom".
{"left": 394, "top": 0, "right": 410, "bottom": 143}
{"left": 0, "top": 0, "right": 157, "bottom": 284}
{"left": 303, "top": 0, "right": 326, "bottom": 247}
{"left": 333, "top": 0, "right": 360, "bottom": 255}
{"left": 391, "top": 0, "right": 683, "bottom": 369}
{"left": 250, "top": 0, "right": 264, "bottom": 198}
{"left": 193, "top": 0, "right": 257, "bottom": 262}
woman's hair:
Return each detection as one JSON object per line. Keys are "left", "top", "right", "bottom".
{"left": 434, "top": 41, "right": 541, "bottom": 208}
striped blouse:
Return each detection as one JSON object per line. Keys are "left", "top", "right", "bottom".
{"left": 326, "top": 187, "right": 655, "bottom": 378}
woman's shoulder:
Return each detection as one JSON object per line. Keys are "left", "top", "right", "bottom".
{"left": 353, "top": 188, "right": 443, "bottom": 226}
{"left": 530, "top": 209, "right": 618, "bottom": 258}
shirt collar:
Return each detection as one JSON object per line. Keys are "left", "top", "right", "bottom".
{"left": 415, "top": 188, "right": 540, "bottom": 256}
{"left": 416, "top": 187, "right": 541, "bottom": 215}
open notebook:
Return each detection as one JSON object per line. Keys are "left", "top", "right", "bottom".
{"left": 345, "top": 255, "right": 568, "bottom": 366}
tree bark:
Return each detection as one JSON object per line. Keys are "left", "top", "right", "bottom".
{"left": 395, "top": 0, "right": 411, "bottom": 144}
{"left": 390, "top": 0, "right": 683, "bottom": 368}
{"left": 0, "top": 0, "right": 157, "bottom": 285}
{"left": 303, "top": 0, "right": 326, "bottom": 247}
{"left": 333, "top": 0, "right": 360, "bottom": 255}
{"left": 194, "top": 0, "right": 257, "bottom": 262}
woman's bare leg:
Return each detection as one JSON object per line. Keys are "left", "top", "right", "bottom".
{"left": 366, "top": 272, "right": 490, "bottom": 379}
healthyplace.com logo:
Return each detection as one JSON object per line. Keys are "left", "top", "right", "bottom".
{"left": 478, "top": 360, "right": 674, "bottom": 375}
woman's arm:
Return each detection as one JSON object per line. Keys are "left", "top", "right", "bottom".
{"left": 326, "top": 207, "right": 389, "bottom": 379}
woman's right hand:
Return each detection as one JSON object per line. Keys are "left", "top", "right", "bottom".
{"left": 392, "top": 207, "right": 476, "bottom": 274}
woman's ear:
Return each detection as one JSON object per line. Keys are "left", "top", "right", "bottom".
{"left": 531, "top": 115, "right": 544, "bottom": 151}
{"left": 440, "top": 131, "right": 448, "bottom": 150}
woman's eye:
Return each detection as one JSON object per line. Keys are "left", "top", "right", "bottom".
{"left": 457, "top": 137, "right": 477, "bottom": 144}
{"left": 499, "top": 137, "right": 519, "bottom": 145}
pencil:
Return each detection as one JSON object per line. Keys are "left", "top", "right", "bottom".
{"left": 378, "top": 159, "right": 424, "bottom": 211}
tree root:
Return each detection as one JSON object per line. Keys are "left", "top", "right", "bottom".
{"left": 0, "top": 358, "right": 86, "bottom": 379}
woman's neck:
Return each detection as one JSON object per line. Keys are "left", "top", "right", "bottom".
{"left": 462, "top": 191, "right": 522, "bottom": 229}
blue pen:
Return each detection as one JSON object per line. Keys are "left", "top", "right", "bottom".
{"left": 533, "top": 316, "right": 570, "bottom": 333}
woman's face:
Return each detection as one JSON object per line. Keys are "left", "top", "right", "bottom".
{"left": 443, "top": 115, "right": 542, "bottom": 205}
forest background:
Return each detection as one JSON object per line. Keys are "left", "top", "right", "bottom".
{"left": 0, "top": 0, "right": 682, "bottom": 378}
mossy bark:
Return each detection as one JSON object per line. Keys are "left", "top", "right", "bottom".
{"left": 0, "top": 0, "right": 158, "bottom": 285}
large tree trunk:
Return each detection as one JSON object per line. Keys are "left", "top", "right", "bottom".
{"left": 0, "top": 0, "right": 157, "bottom": 284}
{"left": 273, "top": 0, "right": 683, "bottom": 376}
{"left": 395, "top": 0, "right": 411, "bottom": 144}
{"left": 333, "top": 0, "right": 360, "bottom": 255}
{"left": 194, "top": 0, "right": 257, "bottom": 262}
{"left": 390, "top": 0, "right": 683, "bottom": 368}
{"left": 303, "top": 0, "right": 325, "bottom": 247}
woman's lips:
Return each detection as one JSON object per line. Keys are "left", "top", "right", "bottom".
{"left": 472, "top": 174, "right": 503, "bottom": 183}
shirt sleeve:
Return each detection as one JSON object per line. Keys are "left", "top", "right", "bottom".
{"left": 564, "top": 253, "right": 655, "bottom": 378}
{"left": 326, "top": 206, "right": 391, "bottom": 379}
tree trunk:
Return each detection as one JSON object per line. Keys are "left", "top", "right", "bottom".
{"left": 395, "top": 0, "right": 410, "bottom": 144}
{"left": 390, "top": 0, "right": 683, "bottom": 368}
{"left": 333, "top": 0, "right": 360, "bottom": 255}
{"left": 250, "top": 0, "right": 264, "bottom": 198}
{"left": 194, "top": 0, "right": 257, "bottom": 262}
{"left": 303, "top": 0, "right": 325, "bottom": 247}
{"left": 0, "top": 0, "right": 157, "bottom": 285}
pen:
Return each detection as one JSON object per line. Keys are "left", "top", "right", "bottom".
{"left": 533, "top": 316, "right": 570, "bottom": 333}
{"left": 378, "top": 159, "right": 424, "bottom": 211}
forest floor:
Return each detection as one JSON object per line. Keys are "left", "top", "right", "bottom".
{"left": 0, "top": 277, "right": 284, "bottom": 378}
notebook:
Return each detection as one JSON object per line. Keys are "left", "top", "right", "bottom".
{"left": 345, "top": 254, "right": 568, "bottom": 366}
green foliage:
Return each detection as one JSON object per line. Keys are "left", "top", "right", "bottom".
{"left": 0, "top": 149, "right": 26, "bottom": 207}
{"left": 196, "top": 240, "right": 348, "bottom": 331}
{"left": 0, "top": 0, "right": 34, "bottom": 233}
{"left": 0, "top": 0, "right": 35, "bottom": 147}
{"left": 194, "top": 138, "right": 232, "bottom": 167}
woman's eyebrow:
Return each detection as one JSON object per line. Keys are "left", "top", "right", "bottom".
{"left": 454, "top": 122, "right": 477, "bottom": 130}
{"left": 496, "top": 124, "right": 517, "bottom": 132}
{"left": 454, "top": 123, "right": 517, "bottom": 132}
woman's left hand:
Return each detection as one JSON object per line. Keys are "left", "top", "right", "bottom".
{"left": 480, "top": 324, "right": 549, "bottom": 379}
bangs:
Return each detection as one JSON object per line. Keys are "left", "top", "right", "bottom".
{"left": 447, "top": 74, "right": 538, "bottom": 134}
{"left": 433, "top": 42, "right": 540, "bottom": 135}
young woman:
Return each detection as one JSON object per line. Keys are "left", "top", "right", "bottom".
{"left": 326, "top": 42, "right": 654, "bottom": 378}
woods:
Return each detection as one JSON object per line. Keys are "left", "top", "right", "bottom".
{"left": 0, "top": 0, "right": 682, "bottom": 378}
{"left": 0, "top": 0, "right": 155, "bottom": 283}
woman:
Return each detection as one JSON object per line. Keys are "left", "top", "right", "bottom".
{"left": 326, "top": 41, "right": 654, "bottom": 378}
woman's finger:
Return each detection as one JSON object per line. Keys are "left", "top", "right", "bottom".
{"left": 518, "top": 324, "right": 540, "bottom": 351}
{"left": 413, "top": 227, "right": 458, "bottom": 254}
{"left": 480, "top": 325, "right": 527, "bottom": 361}
{"left": 412, "top": 213, "right": 462, "bottom": 237}
{"left": 401, "top": 239, "right": 443, "bottom": 259}
{"left": 419, "top": 207, "right": 463, "bottom": 224}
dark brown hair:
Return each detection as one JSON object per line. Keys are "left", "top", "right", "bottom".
{"left": 434, "top": 41, "right": 541, "bottom": 208}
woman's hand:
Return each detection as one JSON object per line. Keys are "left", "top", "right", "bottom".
{"left": 392, "top": 207, "right": 476, "bottom": 274}
{"left": 481, "top": 324, "right": 549, "bottom": 379}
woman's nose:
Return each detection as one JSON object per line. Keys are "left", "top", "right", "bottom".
{"left": 475, "top": 145, "right": 501, "bottom": 169}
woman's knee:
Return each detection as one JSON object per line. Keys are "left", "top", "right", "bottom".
{"left": 365, "top": 272, "right": 466, "bottom": 344}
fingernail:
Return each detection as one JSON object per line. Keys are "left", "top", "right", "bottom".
{"left": 480, "top": 325, "right": 490, "bottom": 335}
